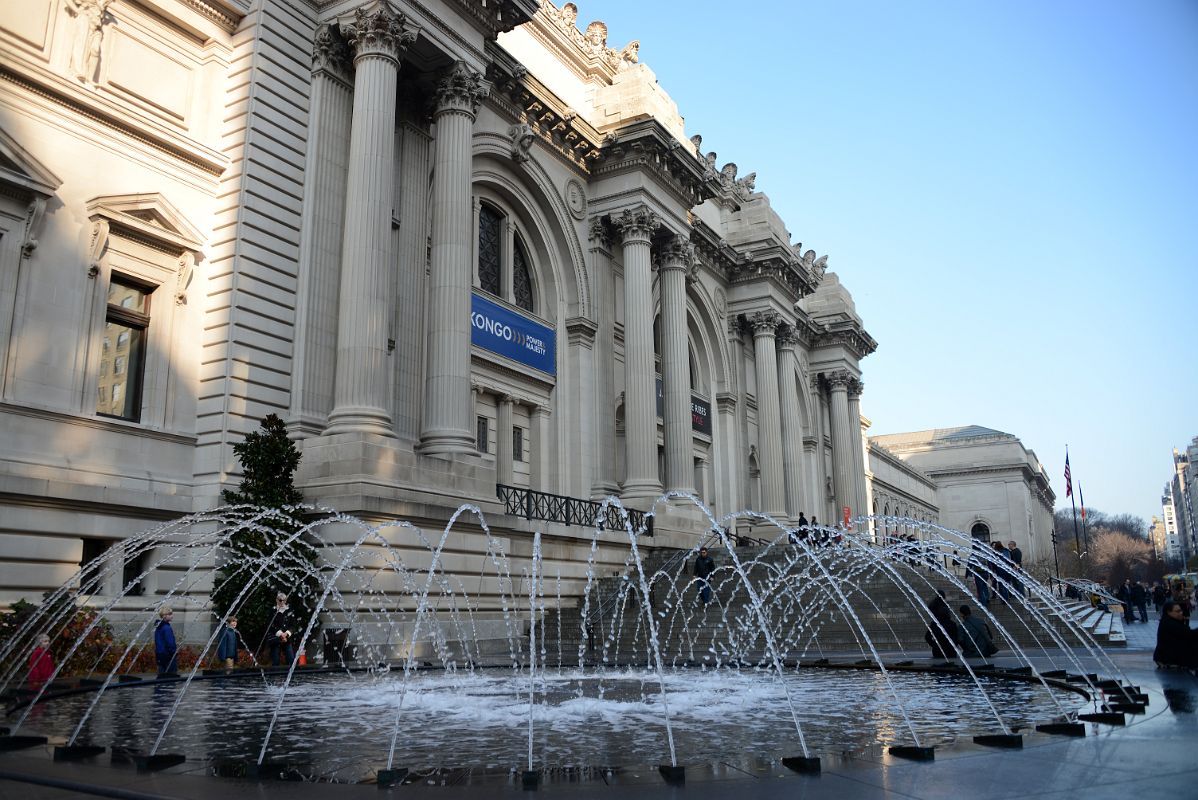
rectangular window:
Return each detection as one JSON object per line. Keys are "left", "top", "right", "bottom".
{"left": 476, "top": 415, "right": 489, "bottom": 454}
{"left": 122, "top": 549, "right": 146, "bottom": 597}
{"left": 513, "top": 426, "right": 524, "bottom": 462}
{"left": 96, "top": 276, "right": 151, "bottom": 421}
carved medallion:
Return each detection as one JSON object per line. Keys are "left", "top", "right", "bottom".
{"left": 565, "top": 179, "right": 586, "bottom": 220}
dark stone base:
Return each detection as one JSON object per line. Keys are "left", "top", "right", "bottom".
{"left": 973, "top": 734, "right": 1023, "bottom": 749}
{"left": 522, "top": 769, "right": 540, "bottom": 790}
{"left": 658, "top": 765, "right": 685, "bottom": 785}
{"left": 889, "top": 745, "right": 935, "bottom": 761}
{"left": 54, "top": 745, "right": 105, "bottom": 761}
{"left": 1035, "top": 722, "right": 1086, "bottom": 737}
{"left": 782, "top": 756, "right": 821, "bottom": 773}
{"left": 0, "top": 736, "right": 47, "bottom": 751}
{"left": 133, "top": 753, "right": 186, "bottom": 772}
{"left": 377, "top": 768, "right": 409, "bottom": 788}
{"left": 1078, "top": 712, "right": 1126, "bottom": 726}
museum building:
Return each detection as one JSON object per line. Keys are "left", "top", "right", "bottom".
{"left": 0, "top": 0, "right": 885, "bottom": 619}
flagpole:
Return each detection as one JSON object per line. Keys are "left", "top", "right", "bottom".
{"left": 1066, "top": 447, "right": 1081, "bottom": 569}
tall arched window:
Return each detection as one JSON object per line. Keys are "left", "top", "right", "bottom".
{"left": 475, "top": 200, "right": 537, "bottom": 314}
{"left": 971, "top": 522, "right": 991, "bottom": 543}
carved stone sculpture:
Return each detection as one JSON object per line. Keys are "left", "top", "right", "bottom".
{"left": 65, "top": 0, "right": 112, "bottom": 84}
{"left": 509, "top": 123, "right": 536, "bottom": 163}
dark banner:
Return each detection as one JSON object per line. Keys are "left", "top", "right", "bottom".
{"left": 471, "top": 292, "right": 556, "bottom": 375}
{"left": 655, "top": 377, "right": 712, "bottom": 435}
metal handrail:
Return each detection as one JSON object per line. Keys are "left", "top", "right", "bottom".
{"left": 496, "top": 484, "right": 652, "bottom": 535}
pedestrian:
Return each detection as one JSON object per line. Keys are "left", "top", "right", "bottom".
{"left": 990, "top": 541, "right": 1011, "bottom": 603}
{"left": 1006, "top": 540, "right": 1025, "bottom": 597}
{"left": 216, "top": 615, "right": 239, "bottom": 669}
{"left": 1130, "top": 581, "right": 1149, "bottom": 624}
{"left": 27, "top": 633, "right": 55, "bottom": 688}
{"left": 1152, "top": 583, "right": 1167, "bottom": 616}
{"left": 957, "top": 605, "right": 998, "bottom": 658}
{"left": 923, "top": 590, "right": 959, "bottom": 660}
{"left": 1116, "top": 580, "right": 1134, "bottom": 624}
{"left": 1153, "top": 601, "right": 1198, "bottom": 672}
{"left": 968, "top": 542, "right": 991, "bottom": 607}
{"left": 154, "top": 607, "right": 178, "bottom": 677}
{"left": 267, "top": 593, "right": 296, "bottom": 666}
{"left": 693, "top": 547, "right": 715, "bottom": 606}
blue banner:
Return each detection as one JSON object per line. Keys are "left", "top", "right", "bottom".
{"left": 471, "top": 292, "right": 556, "bottom": 375}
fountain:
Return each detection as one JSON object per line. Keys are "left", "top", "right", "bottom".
{"left": 0, "top": 496, "right": 1142, "bottom": 785}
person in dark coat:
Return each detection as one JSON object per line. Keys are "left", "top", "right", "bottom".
{"left": 693, "top": 547, "right": 716, "bottom": 605}
{"left": 154, "top": 607, "right": 177, "bottom": 676}
{"left": 1130, "top": 581, "right": 1149, "bottom": 623}
{"left": 1116, "top": 580, "right": 1134, "bottom": 624}
{"left": 989, "top": 541, "right": 1013, "bottom": 603}
{"left": 923, "top": 590, "right": 959, "bottom": 660}
{"left": 958, "top": 605, "right": 997, "bottom": 658}
{"left": 216, "top": 615, "right": 240, "bottom": 669}
{"left": 1154, "top": 601, "right": 1197, "bottom": 670}
{"left": 1006, "top": 540, "right": 1025, "bottom": 597}
{"left": 1152, "top": 583, "right": 1167, "bottom": 615}
{"left": 967, "top": 542, "right": 991, "bottom": 607}
{"left": 267, "top": 593, "right": 296, "bottom": 666}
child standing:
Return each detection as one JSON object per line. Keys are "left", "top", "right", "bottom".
{"left": 154, "top": 607, "right": 177, "bottom": 676}
{"left": 216, "top": 616, "right": 239, "bottom": 669}
{"left": 28, "top": 633, "right": 55, "bottom": 687}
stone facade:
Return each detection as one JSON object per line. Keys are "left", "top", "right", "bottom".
{"left": 869, "top": 426, "right": 1055, "bottom": 568}
{"left": 0, "top": 0, "right": 877, "bottom": 613}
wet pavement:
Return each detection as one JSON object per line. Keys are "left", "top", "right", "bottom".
{"left": 2, "top": 618, "right": 1195, "bottom": 799}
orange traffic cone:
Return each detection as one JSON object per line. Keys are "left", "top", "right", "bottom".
{"left": 298, "top": 651, "right": 307, "bottom": 666}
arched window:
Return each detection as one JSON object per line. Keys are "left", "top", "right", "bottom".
{"left": 475, "top": 199, "right": 537, "bottom": 314}
{"left": 971, "top": 522, "right": 991, "bottom": 543}
{"left": 513, "top": 236, "right": 533, "bottom": 312}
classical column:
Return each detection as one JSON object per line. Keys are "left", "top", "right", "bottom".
{"left": 530, "top": 404, "right": 551, "bottom": 493}
{"left": 326, "top": 3, "right": 415, "bottom": 436}
{"left": 496, "top": 394, "right": 513, "bottom": 486}
{"left": 848, "top": 379, "right": 868, "bottom": 524}
{"left": 613, "top": 206, "right": 662, "bottom": 502}
{"left": 695, "top": 454, "right": 711, "bottom": 508}
{"left": 750, "top": 312, "right": 786, "bottom": 518}
{"left": 657, "top": 235, "right": 694, "bottom": 495}
{"left": 776, "top": 327, "right": 806, "bottom": 522}
{"left": 588, "top": 217, "right": 620, "bottom": 498}
{"left": 715, "top": 391, "right": 739, "bottom": 513}
{"left": 287, "top": 24, "right": 353, "bottom": 438}
{"left": 827, "top": 370, "right": 856, "bottom": 519}
{"left": 419, "top": 62, "right": 489, "bottom": 454}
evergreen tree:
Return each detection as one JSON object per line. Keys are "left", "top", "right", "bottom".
{"left": 210, "top": 414, "right": 321, "bottom": 658}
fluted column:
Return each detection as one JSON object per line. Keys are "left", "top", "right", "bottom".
{"left": 848, "top": 379, "right": 868, "bottom": 524}
{"left": 496, "top": 394, "right": 513, "bottom": 486}
{"left": 530, "top": 403, "right": 551, "bottom": 493}
{"left": 326, "top": 3, "right": 415, "bottom": 436}
{"left": 827, "top": 370, "right": 856, "bottom": 519}
{"left": 588, "top": 218, "right": 619, "bottom": 497}
{"left": 750, "top": 312, "right": 785, "bottom": 518}
{"left": 287, "top": 24, "right": 353, "bottom": 438}
{"left": 613, "top": 207, "right": 661, "bottom": 501}
{"left": 776, "top": 328, "right": 806, "bottom": 522}
{"left": 419, "top": 62, "right": 489, "bottom": 454}
{"left": 657, "top": 235, "right": 694, "bottom": 494}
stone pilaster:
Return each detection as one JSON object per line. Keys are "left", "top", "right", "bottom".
{"left": 530, "top": 403, "right": 551, "bottom": 493}
{"left": 826, "top": 369, "right": 856, "bottom": 520}
{"left": 419, "top": 61, "right": 489, "bottom": 454}
{"left": 750, "top": 311, "right": 785, "bottom": 518}
{"left": 496, "top": 394, "right": 513, "bottom": 486}
{"left": 657, "top": 234, "right": 694, "bottom": 494}
{"left": 613, "top": 206, "right": 662, "bottom": 502}
{"left": 776, "top": 327, "right": 806, "bottom": 522}
{"left": 288, "top": 24, "right": 353, "bottom": 438}
{"left": 326, "top": 2, "right": 416, "bottom": 436}
{"left": 848, "top": 378, "right": 868, "bottom": 523}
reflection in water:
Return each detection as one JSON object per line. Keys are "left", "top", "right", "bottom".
{"left": 1163, "top": 688, "right": 1196, "bottom": 714}
{"left": 16, "top": 668, "right": 1083, "bottom": 781}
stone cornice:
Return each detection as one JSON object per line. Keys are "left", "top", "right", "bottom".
{"left": 725, "top": 240, "right": 820, "bottom": 300}
{"left": 448, "top": 0, "right": 538, "bottom": 39}
{"left": 690, "top": 218, "right": 740, "bottom": 273}
{"left": 524, "top": 0, "right": 639, "bottom": 85}
{"left": 811, "top": 319, "right": 878, "bottom": 360}
{"left": 485, "top": 43, "right": 604, "bottom": 173}
{"left": 592, "top": 119, "right": 722, "bottom": 210}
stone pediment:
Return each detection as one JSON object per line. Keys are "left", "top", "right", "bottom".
{"left": 86, "top": 193, "right": 204, "bottom": 252}
{"left": 0, "top": 128, "right": 62, "bottom": 199}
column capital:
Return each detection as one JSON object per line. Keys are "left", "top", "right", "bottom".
{"left": 312, "top": 23, "right": 353, "bottom": 81}
{"left": 825, "top": 369, "right": 852, "bottom": 390}
{"left": 612, "top": 206, "right": 660, "bottom": 244}
{"left": 498, "top": 393, "right": 515, "bottom": 406}
{"left": 775, "top": 323, "right": 800, "bottom": 350}
{"left": 587, "top": 215, "right": 611, "bottom": 248}
{"left": 434, "top": 61, "right": 489, "bottom": 117}
{"left": 654, "top": 235, "right": 693, "bottom": 272}
{"left": 339, "top": 1, "right": 417, "bottom": 65}
{"left": 848, "top": 378, "right": 864, "bottom": 398}
{"left": 748, "top": 310, "right": 782, "bottom": 336}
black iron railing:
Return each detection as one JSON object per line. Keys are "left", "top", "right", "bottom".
{"left": 497, "top": 484, "right": 652, "bottom": 535}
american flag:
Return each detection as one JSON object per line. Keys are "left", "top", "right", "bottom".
{"left": 1064, "top": 452, "right": 1073, "bottom": 498}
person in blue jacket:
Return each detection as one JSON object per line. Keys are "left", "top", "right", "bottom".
{"left": 154, "top": 607, "right": 177, "bottom": 676}
{"left": 216, "top": 615, "right": 239, "bottom": 670}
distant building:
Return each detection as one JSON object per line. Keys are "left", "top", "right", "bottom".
{"left": 868, "top": 426, "right": 1055, "bottom": 568}
{"left": 1165, "top": 438, "right": 1198, "bottom": 566}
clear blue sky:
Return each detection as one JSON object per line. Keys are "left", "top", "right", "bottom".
{"left": 583, "top": 0, "right": 1198, "bottom": 527}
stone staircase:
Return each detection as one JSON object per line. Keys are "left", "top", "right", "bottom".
{"left": 540, "top": 544, "right": 1126, "bottom": 666}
